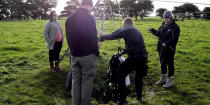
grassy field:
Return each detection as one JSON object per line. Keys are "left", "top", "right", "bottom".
{"left": 0, "top": 18, "right": 210, "bottom": 105}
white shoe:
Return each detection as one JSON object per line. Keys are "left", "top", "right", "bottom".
{"left": 163, "top": 76, "right": 174, "bottom": 88}
{"left": 156, "top": 74, "right": 166, "bottom": 85}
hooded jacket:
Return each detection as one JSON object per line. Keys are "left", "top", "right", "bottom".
{"left": 150, "top": 21, "right": 180, "bottom": 53}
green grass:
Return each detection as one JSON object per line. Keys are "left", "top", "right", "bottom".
{"left": 0, "top": 18, "right": 210, "bottom": 105}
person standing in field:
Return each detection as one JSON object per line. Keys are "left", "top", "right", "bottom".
{"left": 149, "top": 10, "right": 180, "bottom": 88}
{"left": 99, "top": 17, "right": 148, "bottom": 105}
{"left": 43, "top": 11, "right": 63, "bottom": 72}
{"left": 65, "top": 0, "right": 99, "bottom": 104}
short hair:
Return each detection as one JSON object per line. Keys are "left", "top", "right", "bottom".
{"left": 123, "top": 17, "right": 133, "bottom": 25}
{"left": 49, "top": 11, "right": 56, "bottom": 22}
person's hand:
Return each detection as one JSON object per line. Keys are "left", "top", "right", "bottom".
{"left": 148, "top": 28, "right": 154, "bottom": 34}
{"left": 149, "top": 28, "right": 152, "bottom": 30}
{"left": 99, "top": 30, "right": 103, "bottom": 37}
{"left": 162, "top": 43, "right": 166, "bottom": 47}
{"left": 148, "top": 28, "right": 152, "bottom": 31}
{"left": 98, "top": 42, "right": 100, "bottom": 47}
{"left": 116, "top": 52, "right": 122, "bottom": 56}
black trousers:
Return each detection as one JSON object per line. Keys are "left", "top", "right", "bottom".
{"left": 158, "top": 47, "right": 175, "bottom": 77}
{"left": 49, "top": 41, "right": 62, "bottom": 62}
{"left": 118, "top": 55, "right": 146, "bottom": 100}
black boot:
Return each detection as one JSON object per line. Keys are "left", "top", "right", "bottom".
{"left": 55, "top": 61, "right": 62, "bottom": 71}
{"left": 118, "top": 98, "right": 127, "bottom": 105}
{"left": 137, "top": 97, "right": 142, "bottom": 102}
{"left": 50, "top": 62, "right": 55, "bottom": 72}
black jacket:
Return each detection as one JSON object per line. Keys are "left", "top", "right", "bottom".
{"left": 100, "top": 26, "right": 148, "bottom": 59}
{"left": 65, "top": 8, "right": 99, "bottom": 57}
{"left": 150, "top": 21, "right": 180, "bottom": 53}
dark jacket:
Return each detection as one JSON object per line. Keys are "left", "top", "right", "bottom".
{"left": 100, "top": 26, "right": 147, "bottom": 59}
{"left": 65, "top": 8, "right": 99, "bottom": 57}
{"left": 150, "top": 21, "right": 180, "bottom": 53}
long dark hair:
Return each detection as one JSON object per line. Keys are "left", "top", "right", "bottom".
{"left": 49, "top": 11, "right": 56, "bottom": 22}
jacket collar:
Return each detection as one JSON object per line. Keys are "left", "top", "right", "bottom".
{"left": 77, "top": 8, "right": 90, "bottom": 13}
{"left": 162, "top": 20, "right": 175, "bottom": 28}
{"left": 123, "top": 25, "right": 134, "bottom": 28}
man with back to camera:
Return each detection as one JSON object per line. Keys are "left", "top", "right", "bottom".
{"left": 65, "top": 0, "right": 99, "bottom": 104}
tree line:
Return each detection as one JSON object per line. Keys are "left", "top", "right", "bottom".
{"left": 1, "top": 0, "right": 210, "bottom": 20}
{"left": 61, "top": 0, "right": 154, "bottom": 20}
{"left": 61, "top": 0, "right": 210, "bottom": 20}
{"left": 156, "top": 3, "right": 210, "bottom": 19}
{"left": 0, "top": 0, "right": 57, "bottom": 20}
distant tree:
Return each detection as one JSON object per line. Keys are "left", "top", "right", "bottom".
{"left": 60, "top": 0, "right": 79, "bottom": 17}
{"left": 119, "top": 0, "right": 153, "bottom": 20}
{"left": 105, "top": 0, "right": 117, "bottom": 20}
{"left": 136, "top": 0, "right": 154, "bottom": 20}
{"left": 0, "top": 0, "right": 10, "bottom": 20}
{"left": 120, "top": 0, "right": 136, "bottom": 19}
{"left": 0, "top": 0, "right": 26, "bottom": 20}
{"left": 7, "top": 0, "right": 28, "bottom": 19}
{"left": 203, "top": 7, "right": 210, "bottom": 19}
{"left": 156, "top": 8, "right": 166, "bottom": 18}
{"left": 0, "top": 0, "right": 56, "bottom": 20}
{"left": 182, "top": 3, "right": 200, "bottom": 13}
{"left": 92, "top": 3, "right": 104, "bottom": 19}
{"left": 172, "top": 6, "right": 185, "bottom": 13}
{"left": 110, "top": 0, "right": 119, "bottom": 15}
{"left": 172, "top": 3, "right": 200, "bottom": 19}
{"left": 25, "top": 0, "right": 56, "bottom": 19}
{"left": 183, "top": 3, "right": 200, "bottom": 19}
{"left": 172, "top": 6, "right": 185, "bottom": 18}
{"left": 92, "top": 0, "right": 117, "bottom": 20}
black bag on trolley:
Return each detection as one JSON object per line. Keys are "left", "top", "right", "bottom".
{"left": 100, "top": 52, "right": 130, "bottom": 104}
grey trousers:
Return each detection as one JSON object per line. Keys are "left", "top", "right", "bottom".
{"left": 71, "top": 54, "right": 97, "bottom": 105}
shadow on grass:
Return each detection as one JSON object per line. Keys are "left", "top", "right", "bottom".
{"left": 34, "top": 70, "right": 72, "bottom": 102}
{"left": 163, "top": 85, "right": 207, "bottom": 105}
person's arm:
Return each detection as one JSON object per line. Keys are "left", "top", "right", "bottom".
{"left": 99, "top": 28, "right": 125, "bottom": 42}
{"left": 65, "top": 18, "right": 70, "bottom": 47}
{"left": 165, "top": 25, "right": 180, "bottom": 47}
{"left": 58, "top": 21, "right": 64, "bottom": 36}
{"left": 86, "top": 15, "right": 99, "bottom": 56}
{"left": 149, "top": 27, "right": 160, "bottom": 37}
{"left": 43, "top": 22, "right": 50, "bottom": 43}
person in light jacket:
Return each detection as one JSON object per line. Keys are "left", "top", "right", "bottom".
{"left": 43, "top": 11, "right": 63, "bottom": 72}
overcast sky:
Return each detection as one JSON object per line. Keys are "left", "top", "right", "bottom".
{"left": 55, "top": 0, "right": 210, "bottom": 16}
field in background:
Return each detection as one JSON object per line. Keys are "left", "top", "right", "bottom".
{"left": 0, "top": 18, "right": 210, "bottom": 105}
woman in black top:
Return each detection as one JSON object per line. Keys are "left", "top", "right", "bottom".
{"left": 149, "top": 10, "right": 180, "bottom": 88}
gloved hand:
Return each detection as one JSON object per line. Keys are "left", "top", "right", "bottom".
{"left": 99, "top": 30, "right": 103, "bottom": 37}
{"left": 116, "top": 52, "right": 122, "bottom": 56}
